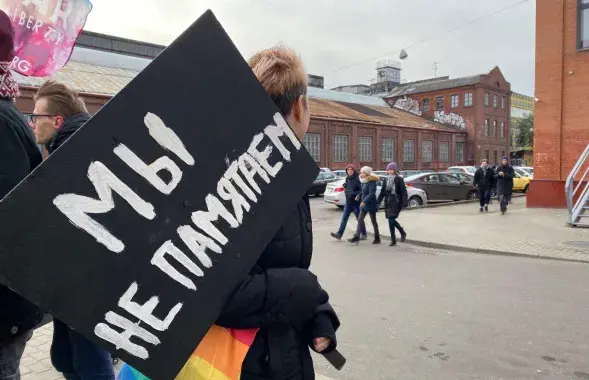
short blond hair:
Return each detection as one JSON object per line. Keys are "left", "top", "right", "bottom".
{"left": 34, "top": 80, "right": 87, "bottom": 118}
{"left": 248, "top": 45, "right": 308, "bottom": 116}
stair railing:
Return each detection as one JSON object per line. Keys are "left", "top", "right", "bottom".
{"left": 566, "top": 144, "right": 589, "bottom": 225}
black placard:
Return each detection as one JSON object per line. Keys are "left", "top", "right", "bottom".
{"left": 0, "top": 10, "right": 318, "bottom": 380}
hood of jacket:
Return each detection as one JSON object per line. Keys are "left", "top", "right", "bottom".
{"left": 362, "top": 174, "right": 380, "bottom": 183}
{"left": 347, "top": 170, "right": 359, "bottom": 180}
{"left": 46, "top": 112, "right": 90, "bottom": 154}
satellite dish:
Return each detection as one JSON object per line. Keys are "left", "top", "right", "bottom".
{"left": 399, "top": 49, "right": 408, "bottom": 60}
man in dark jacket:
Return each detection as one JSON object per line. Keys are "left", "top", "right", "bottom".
{"left": 31, "top": 80, "right": 115, "bottom": 379}
{"left": 217, "top": 46, "right": 339, "bottom": 380}
{"left": 0, "top": 10, "right": 44, "bottom": 380}
{"left": 330, "top": 164, "right": 367, "bottom": 240}
{"left": 495, "top": 156, "right": 515, "bottom": 215}
{"left": 473, "top": 159, "right": 495, "bottom": 212}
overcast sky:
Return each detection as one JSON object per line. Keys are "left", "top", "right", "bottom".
{"left": 84, "top": 0, "right": 536, "bottom": 95}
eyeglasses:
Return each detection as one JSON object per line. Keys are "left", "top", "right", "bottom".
{"left": 29, "top": 114, "right": 55, "bottom": 123}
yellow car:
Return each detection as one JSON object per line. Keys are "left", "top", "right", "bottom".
{"left": 512, "top": 171, "right": 531, "bottom": 193}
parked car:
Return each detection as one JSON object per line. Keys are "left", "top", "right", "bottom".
{"left": 399, "top": 169, "right": 433, "bottom": 178}
{"left": 332, "top": 170, "right": 348, "bottom": 178}
{"left": 514, "top": 167, "right": 533, "bottom": 178}
{"left": 519, "top": 166, "right": 534, "bottom": 176}
{"left": 319, "top": 167, "right": 332, "bottom": 173}
{"left": 513, "top": 171, "right": 531, "bottom": 193}
{"left": 447, "top": 166, "right": 477, "bottom": 175}
{"left": 404, "top": 172, "right": 479, "bottom": 201}
{"left": 447, "top": 172, "right": 474, "bottom": 184}
{"left": 448, "top": 172, "right": 499, "bottom": 199}
{"left": 308, "top": 172, "right": 337, "bottom": 196}
{"left": 324, "top": 177, "right": 428, "bottom": 209}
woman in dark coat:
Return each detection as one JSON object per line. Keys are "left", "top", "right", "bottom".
{"left": 348, "top": 166, "right": 381, "bottom": 245}
{"left": 377, "top": 162, "right": 408, "bottom": 246}
{"left": 216, "top": 46, "right": 340, "bottom": 380}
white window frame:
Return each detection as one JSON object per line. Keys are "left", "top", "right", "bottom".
{"left": 455, "top": 142, "right": 465, "bottom": 162}
{"left": 464, "top": 93, "right": 473, "bottom": 107}
{"left": 439, "top": 142, "right": 449, "bottom": 162}
{"left": 579, "top": 0, "right": 589, "bottom": 50}
{"left": 333, "top": 135, "right": 348, "bottom": 163}
{"left": 302, "top": 133, "right": 321, "bottom": 162}
{"left": 422, "top": 140, "right": 433, "bottom": 163}
{"left": 382, "top": 138, "right": 395, "bottom": 163}
{"left": 451, "top": 94, "right": 459, "bottom": 108}
{"left": 403, "top": 140, "right": 415, "bottom": 163}
{"left": 358, "top": 136, "right": 373, "bottom": 162}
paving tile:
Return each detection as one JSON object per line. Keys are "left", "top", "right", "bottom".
{"left": 349, "top": 197, "right": 589, "bottom": 262}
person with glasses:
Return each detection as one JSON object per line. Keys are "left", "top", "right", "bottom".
{"left": 31, "top": 80, "right": 115, "bottom": 380}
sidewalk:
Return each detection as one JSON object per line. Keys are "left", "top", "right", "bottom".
{"left": 348, "top": 197, "right": 589, "bottom": 263}
{"left": 20, "top": 324, "right": 334, "bottom": 379}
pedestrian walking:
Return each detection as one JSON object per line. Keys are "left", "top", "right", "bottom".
{"left": 215, "top": 46, "right": 340, "bottom": 380}
{"left": 348, "top": 166, "right": 380, "bottom": 245}
{"left": 31, "top": 80, "right": 116, "bottom": 380}
{"left": 330, "top": 164, "right": 367, "bottom": 240}
{"left": 0, "top": 11, "right": 44, "bottom": 380}
{"left": 495, "top": 156, "right": 514, "bottom": 215}
{"left": 473, "top": 159, "right": 495, "bottom": 212}
{"left": 377, "top": 162, "right": 408, "bottom": 246}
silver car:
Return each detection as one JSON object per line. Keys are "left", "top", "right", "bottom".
{"left": 324, "top": 177, "right": 428, "bottom": 209}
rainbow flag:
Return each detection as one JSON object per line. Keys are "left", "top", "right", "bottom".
{"left": 117, "top": 325, "right": 258, "bottom": 380}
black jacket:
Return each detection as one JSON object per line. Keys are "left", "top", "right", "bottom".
{"left": 473, "top": 167, "right": 495, "bottom": 191}
{"left": 495, "top": 165, "right": 514, "bottom": 196}
{"left": 217, "top": 195, "right": 340, "bottom": 380}
{"left": 0, "top": 98, "right": 43, "bottom": 342}
{"left": 342, "top": 171, "right": 361, "bottom": 203}
{"left": 46, "top": 112, "right": 90, "bottom": 154}
{"left": 377, "top": 176, "right": 408, "bottom": 219}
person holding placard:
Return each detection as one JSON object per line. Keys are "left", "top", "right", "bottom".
{"left": 216, "top": 46, "right": 340, "bottom": 380}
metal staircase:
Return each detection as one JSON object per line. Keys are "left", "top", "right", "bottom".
{"left": 566, "top": 144, "right": 589, "bottom": 227}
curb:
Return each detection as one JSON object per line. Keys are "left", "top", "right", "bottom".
{"left": 406, "top": 193, "right": 526, "bottom": 211}
{"left": 346, "top": 222, "right": 589, "bottom": 265}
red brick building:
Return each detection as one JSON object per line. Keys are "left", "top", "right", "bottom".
{"left": 11, "top": 32, "right": 468, "bottom": 172}
{"left": 527, "top": 0, "right": 589, "bottom": 208}
{"left": 305, "top": 88, "right": 467, "bottom": 170}
{"left": 382, "top": 67, "right": 511, "bottom": 167}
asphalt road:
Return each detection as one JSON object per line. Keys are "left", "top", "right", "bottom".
{"left": 308, "top": 197, "right": 589, "bottom": 380}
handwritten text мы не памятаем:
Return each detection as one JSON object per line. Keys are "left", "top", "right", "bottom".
{"left": 52, "top": 112, "right": 302, "bottom": 359}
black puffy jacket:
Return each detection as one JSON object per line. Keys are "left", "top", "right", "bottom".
{"left": 0, "top": 98, "right": 43, "bottom": 342}
{"left": 217, "top": 195, "right": 340, "bottom": 380}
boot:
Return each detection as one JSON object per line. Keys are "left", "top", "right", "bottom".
{"left": 372, "top": 235, "right": 381, "bottom": 245}
{"left": 484, "top": 205, "right": 488, "bottom": 212}
{"left": 389, "top": 237, "right": 397, "bottom": 247}
{"left": 399, "top": 229, "right": 407, "bottom": 243}
{"left": 330, "top": 232, "right": 342, "bottom": 240}
{"left": 348, "top": 236, "right": 360, "bottom": 244}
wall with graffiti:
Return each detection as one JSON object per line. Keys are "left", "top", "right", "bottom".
{"left": 393, "top": 96, "right": 422, "bottom": 116}
{"left": 433, "top": 110, "right": 466, "bottom": 130}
